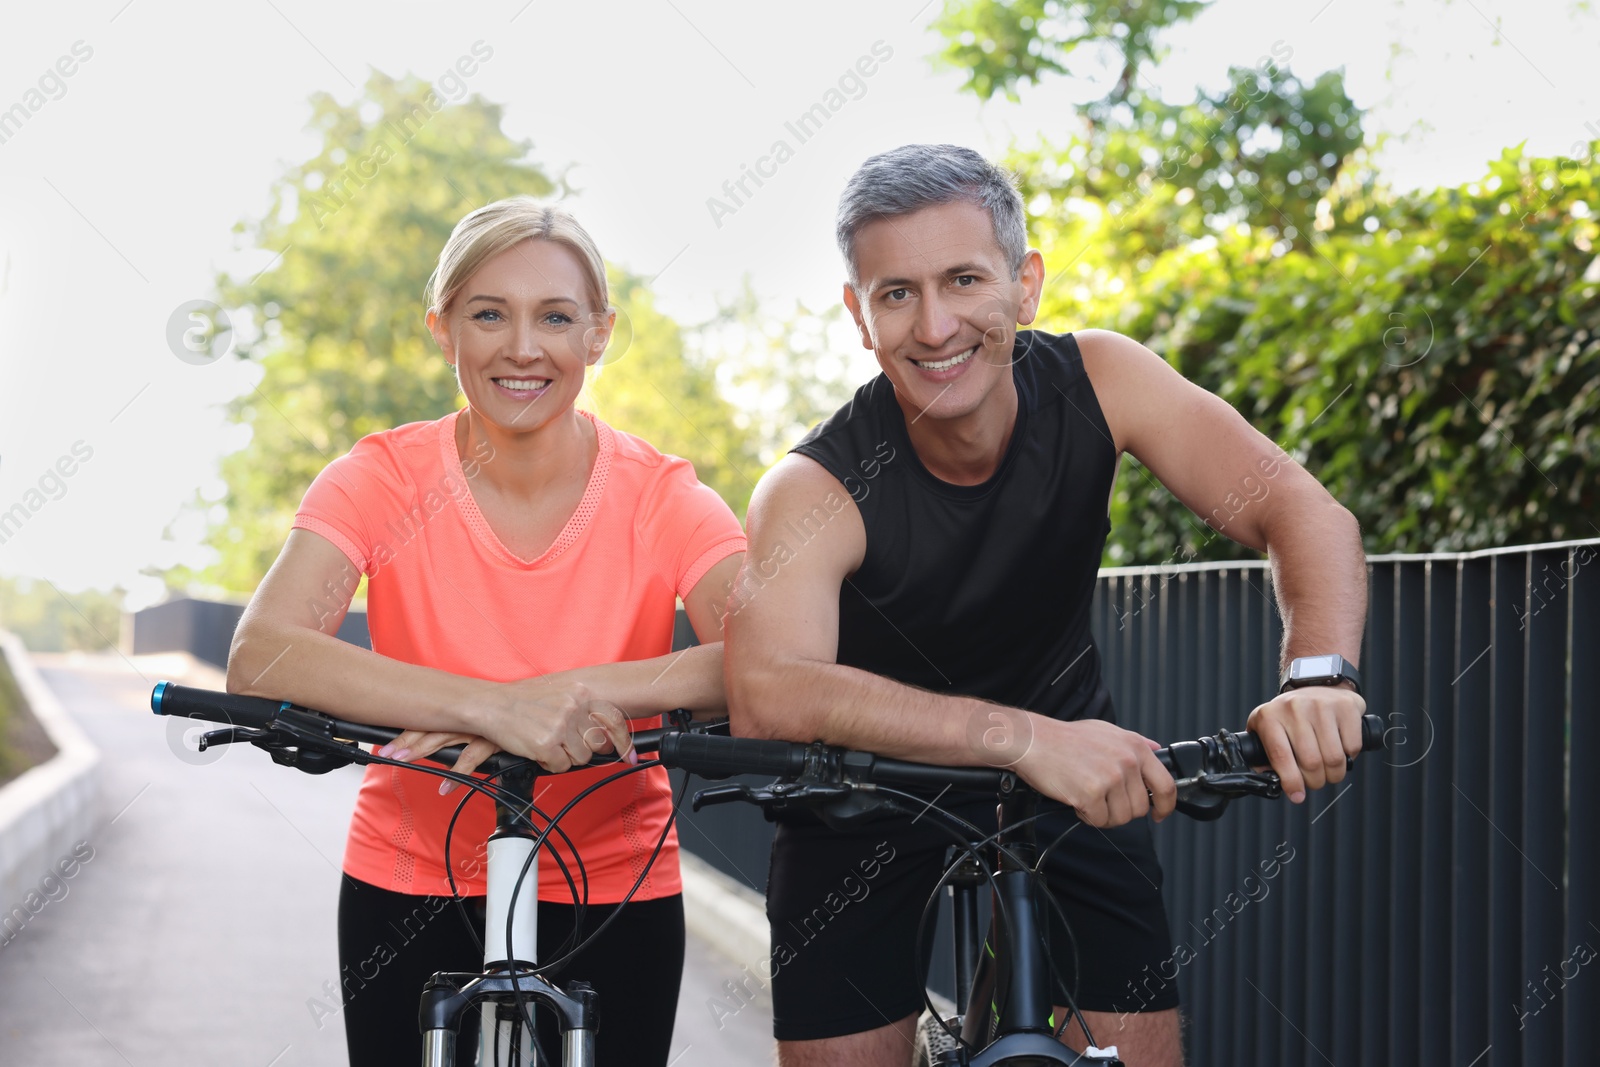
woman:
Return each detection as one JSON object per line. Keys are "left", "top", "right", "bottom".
{"left": 226, "top": 197, "right": 745, "bottom": 1067}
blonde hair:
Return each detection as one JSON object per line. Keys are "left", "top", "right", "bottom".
{"left": 425, "top": 196, "right": 609, "bottom": 318}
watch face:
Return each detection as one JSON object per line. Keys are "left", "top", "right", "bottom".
{"left": 1295, "top": 655, "right": 1340, "bottom": 681}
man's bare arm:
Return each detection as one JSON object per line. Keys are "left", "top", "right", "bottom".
{"left": 1078, "top": 328, "right": 1368, "bottom": 800}
{"left": 725, "top": 454, "right": 1175, "bottom": 826}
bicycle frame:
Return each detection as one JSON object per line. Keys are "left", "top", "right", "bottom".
{"left": 936, "top": 792, "right": 1120, "bottom": 1066}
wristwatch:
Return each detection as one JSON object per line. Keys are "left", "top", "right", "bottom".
{"left": 1279, "top": 654, "right": 1362, "bottom": 695}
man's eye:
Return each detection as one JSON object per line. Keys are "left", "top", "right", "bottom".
{"left": 954, "top": 275, "right": 976, "bottom": 287}
{"left": 887, "top": 288, "right": 910, "bottom": 302}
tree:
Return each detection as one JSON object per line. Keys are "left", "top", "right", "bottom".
{"left": 0, "top": 576, "right": 123, "bottom": 652}
{"left": 584, "top": 271, "right": 764, "bottom": 517}
{"left": 934, "top": 0, "right": 1210, "bottom": 107}
{"left": 689, "top": 279, "right": 866, "bottom": 470}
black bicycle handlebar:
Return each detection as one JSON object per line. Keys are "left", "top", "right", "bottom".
{"left": 656, "top": 731, "right": 808, "bottom": 778}
{"left": 1230, "top": 712, "right": 1386, "bottom": 767}
{"left": 151, "top": 681, "right": 536, "bottom": 777}
{"left": 151, "top": 682, "right": 1384, "bottom": 814}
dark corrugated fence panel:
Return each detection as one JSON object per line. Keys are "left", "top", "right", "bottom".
{"left": 1489, "top": 554, "right": 1527, "bottom": 1066}
{"left": 1389, "top": 562, "right": 1426, "bottom": 1065}
{"left": 1522, "top": 547, "right": 1570, "bottom": 1065}
{"left": 1452, "top": 557, "right": 1493, "bottom": 1061}
{"left": 1566, "top": 544, "right": 1599, "bottom": 1059}
{"left": 1418, "top": 560, "right": 1458, "bottom": 1066}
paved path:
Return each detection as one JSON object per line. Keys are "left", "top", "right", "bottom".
{"left": 0, "top": 653, "right": 772, "bottom": 1065}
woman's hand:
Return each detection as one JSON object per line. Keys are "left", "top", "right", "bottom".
{"left": 376, "top": 731, "right": 502, "bottom": 795}
{"left": 473, "top": 678, "right": 636, "bottom": 776}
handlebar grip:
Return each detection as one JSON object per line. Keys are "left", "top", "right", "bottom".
{"left": 860, "top": 756, "right": 1010, "bottom": 794}
{"left": 658, "top": 732, "right": 807, "bottom": 778}
{"left": 1235, "top": 713, "right": 1386, "bottom": 766}
{"left": 151, "top": 682, "right": 288, "bottom": 729}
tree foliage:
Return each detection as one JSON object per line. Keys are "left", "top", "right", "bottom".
{"left": 1078, "top": 145, "right": 1600, "bottom": 562}
{"left": 0, "top": 577, "right": 123, "bottom": 652}
{"left": 202, "top": 73, "right": 755, "bottom": 592}
{"left": 934, "top": 0, "right": 1209, "bottom": 105}
{"left": 692, "top": 281, "right": 865, "bottom": 470}
{"left": 583, "top": 272, "right": 763, "bottom": 517}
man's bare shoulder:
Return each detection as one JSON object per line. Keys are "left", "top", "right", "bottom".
{"left": 751, "top": 453, "right": 852, "bottom": 510}
{"left": 747, "top": 453, "right": 866, "bottom": 574}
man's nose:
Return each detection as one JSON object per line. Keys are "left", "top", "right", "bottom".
{"left": 912, "top": 291, "right": 960, "bottom": 350}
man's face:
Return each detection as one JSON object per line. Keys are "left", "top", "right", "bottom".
{"left": 842, "top": 200, "right": 1043, "bottom": 426}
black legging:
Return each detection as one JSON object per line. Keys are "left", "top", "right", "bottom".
{"left": 336, "top": 875, "right": 684, "bottom": 1067}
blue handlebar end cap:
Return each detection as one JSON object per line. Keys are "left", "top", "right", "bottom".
{"left": 151, "top": 681, "right": 170, "bottom": 715}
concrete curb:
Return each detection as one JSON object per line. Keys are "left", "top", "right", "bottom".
{"left": 0, "top": 631, "right": 103, "bottom": 942}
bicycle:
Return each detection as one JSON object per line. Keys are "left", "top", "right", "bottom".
{"left": 150, "top": 680, "right": 1382, "bottom": 1066}
{"left": 152, "top": 680, "right": 671, "bottom": 1067}
{"left": 640, "top": 716, "right": 1386, "bottom": 1066}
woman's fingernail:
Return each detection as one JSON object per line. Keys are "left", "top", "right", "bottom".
{"left": 376, "top": 744, "right": 393, "bottom": 758}
{"left": 393, "top": 749, "right": 411, "bottom": 763}
{"left": 1291, "top": 790, "right": 1306, "bottom": 804}
{"left": 439, "top": 781, "right": 453, "bottom": 796}
{"left": 627, "top": 749, "right": 638, "bottom": 766}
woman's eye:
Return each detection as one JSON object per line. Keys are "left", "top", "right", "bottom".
{"left": 470, "top": 309, "right": 502, "bottom": 323}
{"left": 543, "top": 312, "right": 573, "bottom": 326}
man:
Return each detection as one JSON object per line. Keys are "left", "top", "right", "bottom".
{"left": 723, "top": 144, "right": 1367, "bottom": 1066}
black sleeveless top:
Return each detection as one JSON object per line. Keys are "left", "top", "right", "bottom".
{"left": 791, "top": 330, "right": 1118, "bottom": 724}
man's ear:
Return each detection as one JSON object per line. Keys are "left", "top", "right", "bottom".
{"left": 1016, "top": 249, "right": 1046, "bottom": 327}
{"left": 841, "top": 283, "right": 873, "bottom": 350}
{"left": 426, "top": 308, "right": 455, "bottom": 365}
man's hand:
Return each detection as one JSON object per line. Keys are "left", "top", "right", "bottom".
{"left": 1013, "top": 715, "right": 1178, "bottom": 828}
{"left": 1246, "top": 686, "right": 1368, "bottom": 802}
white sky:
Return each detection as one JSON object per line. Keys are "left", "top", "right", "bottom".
{"left": 0, "top": 0, "right": 1594, "bottom": 605}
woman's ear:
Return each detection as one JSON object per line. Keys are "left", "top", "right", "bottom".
{"left": 426, "top": 307, "right": 454, "bottom": 365}
{"left": 585, "top": 307, "right": 617, "bottom": 366}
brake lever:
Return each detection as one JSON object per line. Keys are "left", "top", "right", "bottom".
{"left": 691, "top": 781, "right": 852, "bottom": 815}
{"left": 197, "top": 726, "right": 268, "bottom": 752}
{"left": 1197, "top": 770, "right": 1283, "bottom": 800}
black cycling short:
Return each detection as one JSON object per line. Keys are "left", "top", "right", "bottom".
{"left": 765, "top": 801, "right": 1177, "bottom": 1041}
{"left": 336, "top": 875, "right": 684, "bottom": 1067}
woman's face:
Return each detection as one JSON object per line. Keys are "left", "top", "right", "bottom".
{"left": 428, "top": 238, "right": 612, "bottom": 434}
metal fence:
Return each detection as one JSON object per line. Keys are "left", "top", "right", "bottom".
{"left": 125, "top": 596, "right": 369, "bottom": 667}
{"left": 675, "top": 538, "right": 1599, "bottom": 1066}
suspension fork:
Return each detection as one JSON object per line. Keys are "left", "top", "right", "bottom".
{"left": 949, "top": 849, "right": 986, "bottom": 1015}
{"left": 418, "top": 763, "right": 601, "bottom": 1065}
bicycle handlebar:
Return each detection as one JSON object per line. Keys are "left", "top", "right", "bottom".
{"left": 151, "top": 682, "right": 1384, "bottom": 818}
{"left": 151, "top": 681, "right": 535, "bottom": 777}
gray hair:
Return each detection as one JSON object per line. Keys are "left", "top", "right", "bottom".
{"left": 835, "top": 144, "right": 1027, "bottom": 289}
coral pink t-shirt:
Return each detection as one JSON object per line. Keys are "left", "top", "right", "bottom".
{"left": 292, "top": 409, "right": 744, "bottom": 902}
